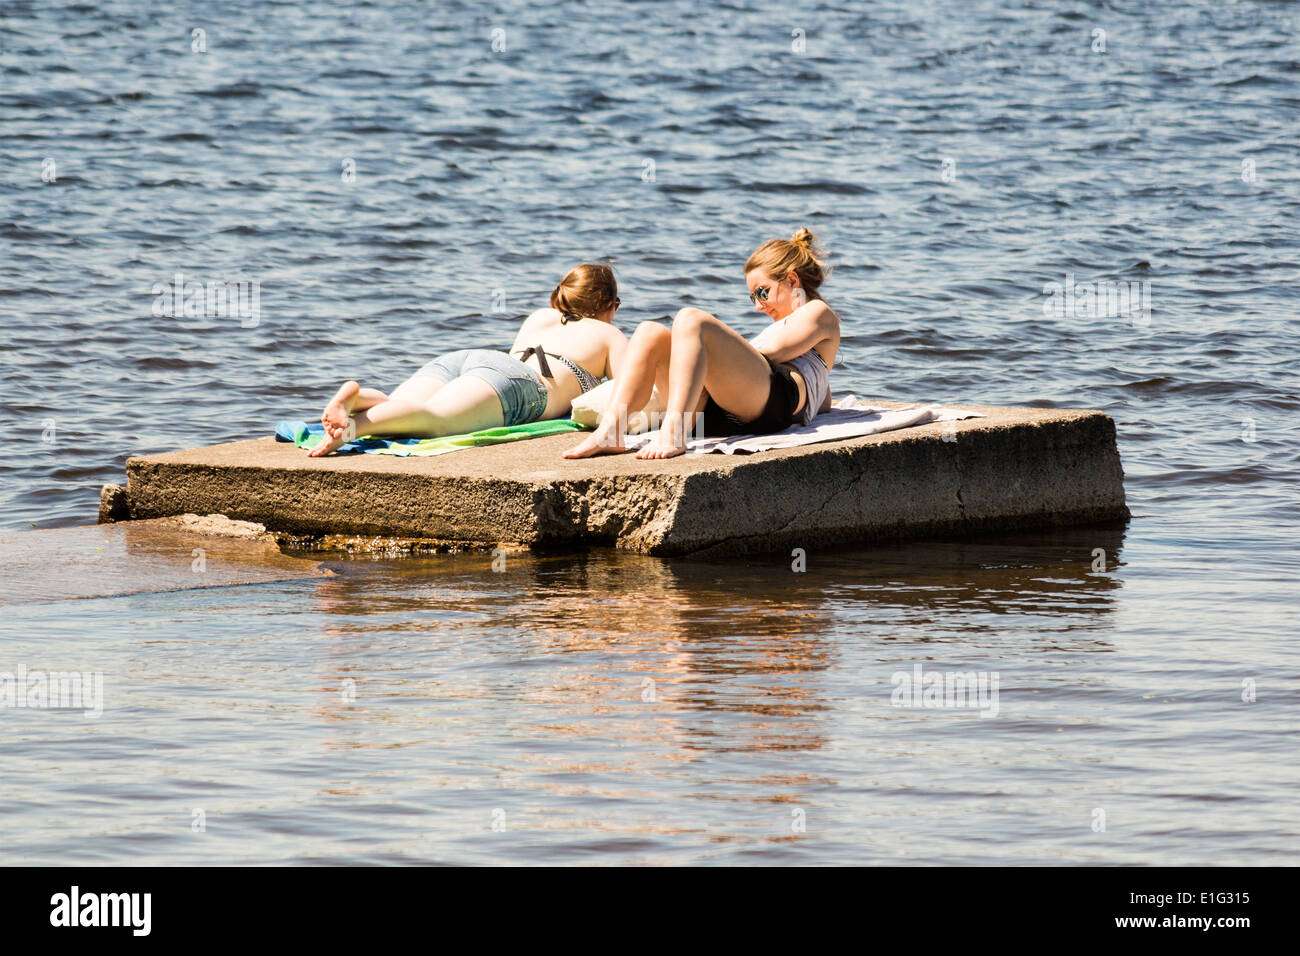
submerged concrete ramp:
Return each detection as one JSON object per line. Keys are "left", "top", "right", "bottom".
{"left": 119, "top": 403, "right": 1128, "bottom": 557}
{"left": 0, "top": 515, "right": 331, "bottom": 605}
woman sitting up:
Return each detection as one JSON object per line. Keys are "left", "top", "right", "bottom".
{"left": 565, "top": 228, "right": 839, "bottom": 460}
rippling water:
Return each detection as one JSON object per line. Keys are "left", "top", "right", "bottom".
{"left": 1, "top": 0, "right": 1298, "bottom": 864}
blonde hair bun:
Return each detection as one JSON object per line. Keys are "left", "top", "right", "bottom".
{"left": 746, "top": 228, "right": 830, "bottom": 298}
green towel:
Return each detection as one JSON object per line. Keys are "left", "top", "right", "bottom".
{"left": 370, "top": 418, "right": 587, "bottom": 457}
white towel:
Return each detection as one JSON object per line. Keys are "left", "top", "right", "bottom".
{"left": 623, "top": 397, "right": 985, "bottom": 455}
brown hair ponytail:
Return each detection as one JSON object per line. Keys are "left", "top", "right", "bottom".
{"left": 550, "top": 263, "right": 618, "bottom": 323}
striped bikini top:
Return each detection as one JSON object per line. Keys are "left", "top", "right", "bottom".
{"left": 514, "top": 346, "right": 602, "bottom": 393}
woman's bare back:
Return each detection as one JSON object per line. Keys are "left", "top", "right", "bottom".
{"left": 509, "top": 308, "right": 626, "bottom": 418}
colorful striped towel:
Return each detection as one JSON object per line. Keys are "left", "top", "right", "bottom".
{"left": 274, "top": 419, "right": 587, "bottom": 457}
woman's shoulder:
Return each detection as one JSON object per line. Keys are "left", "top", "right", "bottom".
{"left": 514, "top": 307, "right": 563, "bottom": 339}
{"left": 566, "top": 315, "right": 628, "bottom": 348}
{"left": 808, "top": 298, "right": 839, "bottom": 320}
{"left": 600, "top": 319, "right": 630, "bottom": 342}
{"left": 787, "top": 298, "right": 839, "bottom": 327}
{"left": 805, "top": 300, "right": 841, "bottom": 337}
{"left": 521, "top": 307, "right": 564, "bottom": 326}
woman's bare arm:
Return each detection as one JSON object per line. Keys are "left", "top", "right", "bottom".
{"left": 756, "top": 300, "right": 838, "bottom": 363}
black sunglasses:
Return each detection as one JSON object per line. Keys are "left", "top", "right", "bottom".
{"left": 748, "top": 285, "right": 771, "bottom": 306}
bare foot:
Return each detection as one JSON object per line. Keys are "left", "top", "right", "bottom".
{"left": 635, "top": 426, "right": 687, "bottom": 460}
{"left": 564, "top": 426, "right": 627, "bottom": 459}
{"left": 308, "top": 416, "right": 356, "bottom": 457}
{"left": 321, "top": 381, "right": 361, "bottom": 438}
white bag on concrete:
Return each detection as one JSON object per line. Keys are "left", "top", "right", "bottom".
{"left": 570, "top": 378, "right": 666, "bottom": 434}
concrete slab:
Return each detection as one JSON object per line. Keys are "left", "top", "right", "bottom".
{"left": 121, "top": 402, "right": 1129, "bottom": 557}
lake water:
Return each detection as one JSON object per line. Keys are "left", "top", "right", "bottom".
{"left": 1, "top": 0, "right": 1297, "bottom": 864}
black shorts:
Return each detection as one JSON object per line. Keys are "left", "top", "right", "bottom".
{"left": 700, "top": 356, "right": 800, "bottom": 438}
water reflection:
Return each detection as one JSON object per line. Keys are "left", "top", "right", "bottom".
{"left": 300, "top": 525, "right": 1126, "bottom": 773}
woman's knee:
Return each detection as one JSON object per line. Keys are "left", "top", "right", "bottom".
{"left": 672, "top": 307, "right": 714, "bottom": 334}
{"left": 632, "top": 321, "right": 671, "bottom": 349}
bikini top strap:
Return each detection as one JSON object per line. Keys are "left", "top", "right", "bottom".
{"left": 517, "top": 346, "right": 602, "bottom": 392}
{"left": 516, "top": 345, "right": 554, "bottom": 379}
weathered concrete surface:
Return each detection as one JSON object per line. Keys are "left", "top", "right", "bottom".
{"left": 121, "top": 403, "right": 1129, "bottom": 557}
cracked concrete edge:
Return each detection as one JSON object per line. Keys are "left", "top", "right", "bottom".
{"left": 98, "top": 483, "right": 130, "bottom": 523}
{"left": 126, "top": 460, "right": 546, "bottom": 543}
{"left": 644, "top": 411, "right": 1129, "bottom": 556}
{"left": 126, "top": 454, "right": 697, "bottom": 550}
{"left": 530, "top": 473, "right": 688, "bottom": 550}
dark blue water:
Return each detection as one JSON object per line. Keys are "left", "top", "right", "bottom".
{"left": 1, "top": 0, "right": 1297, "bottom": 864}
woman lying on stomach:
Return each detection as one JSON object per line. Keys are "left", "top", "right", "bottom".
{"left": 309, "top": 264, "right": 628, "bottom": 456}
{"left": 565, "top": 228, "right": 839, "bottom": 460}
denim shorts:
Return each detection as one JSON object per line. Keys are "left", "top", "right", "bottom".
{"left": 413, "top": 349, "right": 549, "bottom": 426}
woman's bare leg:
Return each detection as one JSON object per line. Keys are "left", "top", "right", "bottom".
{"left": 320, "top": 376, "right": 447, "bottom": 439}
{"left": 321, "top": 381, "right": 388, "bottom": 438}
{"left": 637, "top": 307, "right": 771, "bottom": 460}
{"left": 565, "top": 321, "right": 672, "bottom": 458}
{"left": 308, "top": 375, "right": 503, "bottom": 456}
